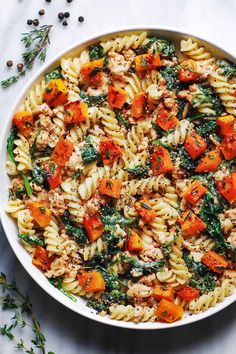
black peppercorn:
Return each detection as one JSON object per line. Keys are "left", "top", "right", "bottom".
{"left": 45, "top": 0, "right": 51, "bottom": 2}
{"left": 64, "top": 12, "right": 70, "bottom": 18}
{"left": 78, "top": 16, "right": 84, "bottom": 23}
{"left": 33, "top": 19, "right": 39, "bottom": 26}
{"left": 6, "top": 60, "right": 13, "bottom": 67}
{"left": 58, "top": 12, "right": 64, "bottom": 20}
{"left": 17, "top": 63, "right": 24, "bottom": 71}
{"left": 27, "top": 19, "right": 33, "bottom": 25}
{"left": 67, "top": 0, "right": 73, "bottom": 3}
{"left": 38, "top": 9, "right": 45, "bottom": 16}
{"left": 62, "top": 20, "right": 68, "bottom": 26}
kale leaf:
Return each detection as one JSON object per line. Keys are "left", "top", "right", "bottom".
{"left": 216, "top": 59, "right": 236, "bottom": 78}
{"left": 100, "top": 206, "right": 137, "bottom": 228}
{"left": 66, "top": 224, "right": 87, "bottom": 244}
{"left": 127, "top": 161, "right": 150, "bottom": 179}
{"left": 44, "top": 66, "right": 63, "bottom": 83}
{"left": 195, "top": 120, "right": 216, "bottom": 135}
{"left": 32, "top": 165, "right": 46, "bottom": 185}
{"left": 7, "top": 127, "right": 17, "bottom": 163}
{"left": 141, "top": 37, "right": 176, "bottom": 57}
{"left": 81, "top": 139, "right": 98, "bottom": 164}
{"left": 121, "top": 255, "right": 165, "bottom": 274}
{"left": 193, "top": 84, "right": 224, "bottom": 115}
{"left": 160, "top": 65, "right": 181, "bottom": 90}
{"left": 80, "top": 90, "right": 108, "bottom": 107}
{"left": 88, "top": 44, "right": 104, "bottom": 60}
{"left": 18, "top": 234, "right": 45, "bottom": 247}
{"left": 183, "top": 251, "right": 216, "bottom": 294}
{"left": 116, "top": 111, "right": 131, "bottom": 129}
{"left": 49, "top": 278, "right": 77, "bottom": 302}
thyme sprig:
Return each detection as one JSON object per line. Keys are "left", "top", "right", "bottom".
{"left": 1, "top": 25, "right": 53, "bottom": 89}
{"left": 0, "top": 272, "right": 54, "bottom": 354}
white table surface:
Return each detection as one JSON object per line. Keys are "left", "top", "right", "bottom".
{"left": 0, "top": 0, "right": 236, "bottom": 353}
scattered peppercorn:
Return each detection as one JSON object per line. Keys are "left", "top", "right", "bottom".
{"left": 38, "top": 9, "right": 45, "bottom": 16}
{"left": 33, "top": 19, "right": 39, "bottom": 26}
{"left": 17, "top": 63, "right": 24, "bottom": 71}
{"left": 27, "top": 19, "right": 33, "bottom": 25}
{"left": 78, "top": 16, "right": 84, "bottom": 23}
{"left": 6, "top": 60, "right": 13, "bottom": 68}
{"left": 45, "top": 0, "right": 51, "bottom": 2}
{"left": 64, "top": 12, "right": 70, "bottom": 18}
{"left": 67, "top": 0, "right": 73, "bottom": 3}
{"left": 62, "top": 20, "right": 68, "bottom": 26}
{"left": 58, "top": 12, "right": 64, "bottom": 20}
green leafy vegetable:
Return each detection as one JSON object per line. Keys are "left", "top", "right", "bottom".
{"left": 49, "top": 278, "right": 77, "bottom": 302}
{"left": 7, "top": 127, "right": 17, "bottom": 163}
{"left": 141, "top": 37, "right": 175, "bottom": 57}
{"left": 193, "top": 84, "right": 224, "bottom": 115}
{"left": 21, "top": 173, "right": 33, "bottom": 197}
{"left": 200, "top": 193, "right": 231, "bottom": 253}
{"left": 30, "top": 127, "right": 41, "bottom": 161}
{"left": 31, "top": 165, "right": 46, "bottom": 185}
{"left": 183, "top": 251, "right": 216, "bottom": 294}
{"left": 216, "top": 59, "right": 236, "bottom": 78}
{"left": 81, "top": 138, "right": 98, "bottom": 164}
{"left": 100, "top": 206, "right": 137, "bottom": 228}
{"left": 116, "top": 111, "right": 131, "bottom": 129}
{"left": 18, "top": 234, "right": 45, "bottom": 247}
{"left": 88, "top": 44, "right": 104, "bottom": 60}
{"left": 160, "top": 65, "right": 181, "bottom": 90}
{"left": 44, "top": 66, "right": 62, "bottom": 83}
{"left": 80, "top": 90, "right": 108, "bottom": 106}
{"left": 121, "top": 255, "right": 165, "bottom": 274}
{"left": 66, "top": 224, "right": 87, "bottom": 244}
{"left": 127, "top": 161, "right": 150, "bottom": 179}
{"left": 196, "top": 120, "right": 216, "bottom": 135}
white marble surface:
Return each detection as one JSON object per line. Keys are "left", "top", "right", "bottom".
{"left": 1, "top": 0, "right": 236, "bottom": 353}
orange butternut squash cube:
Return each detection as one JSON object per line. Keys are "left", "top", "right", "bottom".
{"left": 77, "top": 271, "right": 105, "bottom": 292}
{"left": 80, "top": 58, "right": 104, "bottom": 86}
{"left": 83, "top": 215, "right": 104, "bottom": 242}
{"left": 64, "top": 101, "right": 88, "bottom": 123}
{"left": 183, "top": 180, "right": 207, "bottom": 204}
{"left": 99, "top": 178, "right": 122, "bottom": 198}
{"left": 150, "top": 146, "right": 174, "bottom": 175}
{"left": 195, "top": 149, "right": 222, "bottom": 173}
{"left": 180, "top": 210, "right": 206, "bottom": 237}
{"left": 28, "top": 203, "right": 51, "bottom": 228}
{"left": 108, "top": 86, "right": 127, "bottom": 109}
{"left": 13, "top": 111, "right": 34, "bottom": 137}
{"left": 43, "top": 79, "right": 68, "bottom": 107}
{"left": 156, "top": 299, "right": 184, "bottom": 323}
{"left": 135, "top": 53, "right": 162, "bottom": 73}
{"left": 184, "top": 131, "right": 207, "bottom": 160}
{"left": 130, "top": 92, "right": 147, "bottom": 119}
{"left": 220, "top": 133, "right": 236, "bottom": 160}
{"left": 126, "top": 229, "right": 144, "bottom": 252}
{"left": 134, "top": 198, "right": 156, "bottom": 223}
{"left": 217, "top": 115, "right": 235, "bottom": 136}
{"left": 201, "top": 251, "right": 228, "bottom": 274}
{"left": 217, "top": 172, "right": 236, "bottom": 203}
{"left": 153, "top": 285, "right": 174, "bottom": 302}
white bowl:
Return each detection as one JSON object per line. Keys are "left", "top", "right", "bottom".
{"left": 0, "top": 26, "right": 235, "bottom": 330}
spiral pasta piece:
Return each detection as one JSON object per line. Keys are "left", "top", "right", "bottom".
{"left": 160, "top": 119, "right": 191, "bottom": 148}
{"left": 78, "top": 167, "right": 105, "bottom": 200}
{"left": 19, "top": 79, "right": 46, "bottom": 112}
{"left": 109, "top": 304, "right": 156, "bottom": 322}
{"left": 189, "top": 280, "right": 234, "bottom": 314}
{"left": 101, "top": 32, "right": 147, "bottom": 53}
{"left": 61, "top": 275, "right": 100, "bottom": 298}
{"left": 13, "top": 134, "right": 32, "bottom": 172}
{"left": 61, "top": 179, "right": 85, "bottom": 223}
{"left": 17, "top": 209, "right": 35, "bottom": 236}
{"left": 43, "top": 219, "right": 62, "bottom": 255}
{"left": 79, "top": 238, "right": 107, "bottom": 261}
{"left": 5, "top": 199, "right": 25, "bottom": 218}
{"left": 169, "top": 235, "right": 191, "bottom": 285}
{"left": 180, "top": 38, "right": 212, "bottom": 61}
{"left": 98, "top": 107, "right": 125, "bottom": 145}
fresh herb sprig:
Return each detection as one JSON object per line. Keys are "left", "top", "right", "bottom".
{"left": 0, "top": 272, "right": 54, "bottom": 354}
{"left": 1, "top": 25, "right": 53, "bottom": 89}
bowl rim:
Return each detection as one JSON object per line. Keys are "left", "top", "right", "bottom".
{"left": 1, "top": 25, "right": 235, "bottom": 330}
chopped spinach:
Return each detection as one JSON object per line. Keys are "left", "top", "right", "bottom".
{"left": 30, "top": 127, "right": 41, "bottom": 161}
{"left": 160, "top": 65, "right": 181, "bottom": 90}
{"left": 88, "top": 44, "right": 104, "bottom": 60}
{"left": 121, "top": 255, "right": 165, "bottom": 274}
{"left": 154, "top": 139, "right": 172, "bottom": 152}
{"left": 81, "top": 138, "right": 98, "bottom": 164}
{"left": 216, "top": 59, "right": 236, "bottom": 78}
{"left": 32, "top": 165, "right": 46, "bottom": 185}
{"left": 80, "top": 90, "right": 108, "bottom": 107}
{"left": 194, "top": 84, "right": 224, "bottom": 115}
{"left": 140, "top": 37, "right": 175, "bottom": 57}
{"left": 44, "top": 66, "right": 62, "bottom": 83}
{"left": 7, "top": 127, "right": 17, "bottom": 163}
{"left": 102, "top": 232, "right": 120, "bottom": 255}
{"left": 177, "top": 98, "right": 187, "bottom": 119}
{"left": 200, "top": 193, "right": 231, "bottom": 253}
{"left": 127, "top": 161, "right": 150, "bottom": 179}
{"left": 49, "top": 278, "right": 77, "bottom": 302}
{"left": 100, "top": 206, "right": 137, "bottom": 228}
{"left": 172, "top": 146, "right": 196, "bottom": 171}
{"left": 18, "top": 234, "right": 45, "bottom": 247}
{"left": 183, "top": 251, "right": 216, "bottom": 294}
{"left": 66, "top": 224, "right": 87, "bottom": 244}
{"left": 87, "top": 290, "right": 129, "bottom": 313}
{"left": 116, "top": 111, "right": 131, "bottom": 129}
{"left": 21, "top": 173, "right": 33, "bottom": 197}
